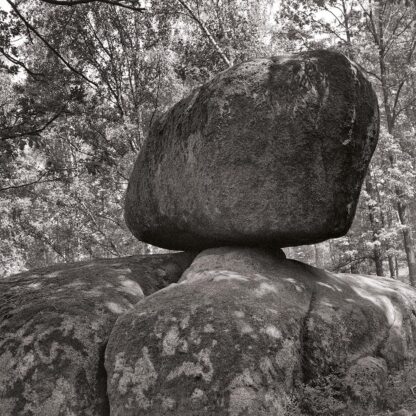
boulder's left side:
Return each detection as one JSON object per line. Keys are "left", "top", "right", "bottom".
{"left": 0, "top": 252, "right": 195, "bottom": 416}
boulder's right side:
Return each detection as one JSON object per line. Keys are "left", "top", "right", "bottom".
{"left": 105, "top": 247, "right": 416, "bottom": 416}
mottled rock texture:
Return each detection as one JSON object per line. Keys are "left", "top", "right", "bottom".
{"left": 0, "top": 252, "right": 195, "bottom": 416}
{"left": 125, "top": 50, "right": 379, "bottom": 251}
{"left": 106, "top": 247, "right": 416, "bottom": 416}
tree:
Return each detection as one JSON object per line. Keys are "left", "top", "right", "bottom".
{"left": 0, "top": 0, "right": 278, "bottom": 276}
{"left": 279, "top": 0, "right": 416, "bottom": 285}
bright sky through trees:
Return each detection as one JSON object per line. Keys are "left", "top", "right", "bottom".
{"left": 2, "top": 0, "right": 416, "bottom": 286}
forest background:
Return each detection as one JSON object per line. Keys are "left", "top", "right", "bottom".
{"left": 1, "top": 0, "right": 416, "bottom": 285}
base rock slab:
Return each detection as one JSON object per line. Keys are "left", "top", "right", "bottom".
{"left": 106, "top": 247, "right": 416, "bottom": 416}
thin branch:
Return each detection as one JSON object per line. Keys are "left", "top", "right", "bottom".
{"left": 394, "top": 95, "right": 416, "bottom": 119}
{"left": 19, "top": 221, "right": 66, "bottom": 259}
{"left": 0, "top": 108, "right": 64, "bottom": 140}
{"left": 323, "top": 4, "right": 345, "bottom": 28}
{"left": 330, "top": 3, "right": 344, "bottom": 16}
{"left": 40, "top": 0, "right": 145, "bottom": 12}
{"left": 332, "top": 255, "right": 373, "bottom": 273}
{"left": 85, "top": 15, "right": 113, "bottom": 60}
{"left": 148, "top": 53, "right": 162, "bottom": 130}
{"left": 380, "top": 0, "right": 389, "bottom": 21}
{"left": 0, "top": 172, "right": 60, "bottom": 192}
{"left": 175, "top": 0, "right": 232, "bottom": 67}
{"left": 309, "top": 14, "right": 350, "bottom": 45}
{"left": 115, "top": 169, "right": 129, "bottom": 181}
{"left": 358, "top": 0, "right": 379, "bottom": 45}
{"left": 72, "top": 194, "right": 121, "bottom": 256}
{"left": 405, "top": 30, "right": 416, "bottom": 64}
{"left": 391, "top": 33, "right": 416, "bottom": 123}
{"left": 5, "top": 0, "right": 98, "bottom": 87}
{"left": 384, "top": 2, "right": 403, "bottom": 35}
{"left": 384, "top": 13, "right": 415, "bottom": 55}
{"left": 0, "top": 48, "right": 44, "bottom": 77}
{"left": 392, "top": 79, "right": 405, "bottom": 118}
{"left": 354, "top": 61, "right": 382, "bottom": 82}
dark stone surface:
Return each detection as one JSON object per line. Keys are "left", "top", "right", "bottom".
{"left": 105, "top": 247, "right": 416, "bottom": 416}
{"left": 0, "top": 252, "right": 195, "bottom": 416}
{"left": 125, "top": 50, "right": 379, "bottom": 251}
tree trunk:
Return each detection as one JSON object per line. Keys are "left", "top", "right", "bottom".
{"left": 395, "top": 256, "right": 399, "bottom": 278}
{"left": 375, "top": 183, "right": 395, "bottom": 278}
{"left": 372, "top": 5, "right": 416, "bottom": 285}
{"left": 366, "top": 177, "right": 384, "bottom": 276}
{"left": 374, "top": 247, "right": 384, "bottom": 276}
{"left": 350, "top": 262, "right": 359, "bottom": 274}
{"left": 397, "top": 201, "right": 416, "bottom": 286}
{"left": 388, "top": 255, "right": 396, "bottom": 279}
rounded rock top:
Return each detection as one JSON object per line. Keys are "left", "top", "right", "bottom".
{"left": 125, "top": 49, "right": 379, "bottom": 251}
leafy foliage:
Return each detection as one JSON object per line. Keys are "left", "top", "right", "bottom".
{"left": 0, "top": 0, "right": 277, "bottom": 276}
{"left": 2, "top": 0, "right": 416, "bottom": 283}
{"left": 279, "top": 0, "right": 416, "bottom": 284}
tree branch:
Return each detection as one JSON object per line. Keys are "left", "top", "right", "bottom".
{"left": 323, "top": 4, "right": 345, "bottom": 28}
{"left": 391, "top": 79, "right": 405, "bottom": 124}
{"left": 332, "top": 255, "right": 372, "bottom": 273}
{"left": 0, "top": 108, "right": 64, "bottom": 140}
{"left": 354, "top": 60, "right": 382, "bottom": 82}
{"left": 0, "top": 48, "right": 44, "bottom": 77}
{"left": 358, "top": 0, "right": 379, "bottom": 45}
{"left": 40, "top": 0, "right": 145, "bottom": 12}
{"left": 5, "top": 0, "right": 98, "bottom": 88}
{"left": 394, "top": 95, "right": 416, "bottom": 119}
{"left": 0, "top": 171, "right": 60, "bottom": 192}
{"left": 175, "top": 0, "right": 232, "bottom": 67}
{"left": 384, "top": 12, "right": 415, "bottom": 55}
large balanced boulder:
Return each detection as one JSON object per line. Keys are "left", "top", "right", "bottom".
{"left": 0, "top": 252, "right": 195, "bottom": 416}
{"left": 105, "top": 247, "right": 416, "bottom": 416}
{"left": 125, "top": 50, "right": 379, "bottom": 251}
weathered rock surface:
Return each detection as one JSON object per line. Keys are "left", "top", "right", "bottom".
{"left": 125, "top": 50, "right": 379, "bottom": 251}
{"left": 105, "top": 247, "right": 416, "bottom": 416}
{"left": 0, "top": 252, "right": 195, "bottom": 416}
